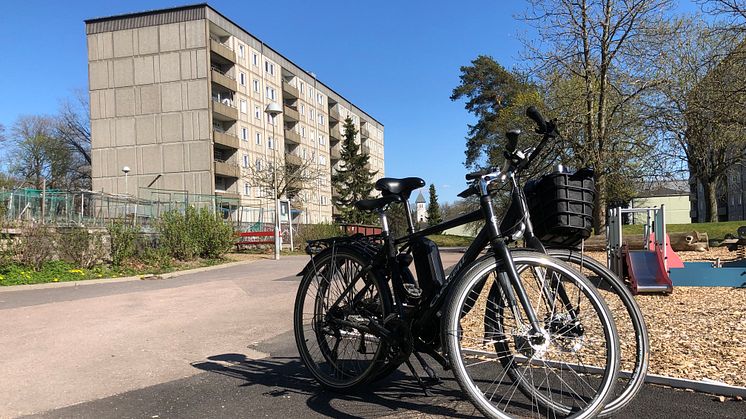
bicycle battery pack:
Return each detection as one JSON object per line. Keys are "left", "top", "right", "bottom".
{"left": 411, "top": 237, "right": 446, "bottom": 299}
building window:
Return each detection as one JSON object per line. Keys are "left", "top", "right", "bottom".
{"left": 318, "top": 114, "right": 325, "bottom": 126}
{"left": 266, "top": 86, "right": 275, "bottom": 100}
{"left": 239, "top": 72, "right": 246, "bottom": 86}
{"left": 301, "top": 126, "right": 305, "bottom": 138}
{"left": 254, "top": 105, "right": 261, "bottom": 119}
{"left": 319, "top": 155, "right": 326, "bottom": 166}
{"left": 321, "top": 196, "right": 328, "bottom": 205}
{"left": 317, "top": 93, "right": 323, "bottom": 105}
{"left": 264, "top": 60, "right": 274, "bottom": 75}
{"left": 319, "top": 135, "right": 325, "bottom": 146}
{"left": 238, "top": 44, "right": 245, "bottom": 58}
{"left": 240, "top": 99, "right": 247, "bottom": 114}
{"left": 243, "top": 154, "right": 249, "bottom": 168}
{"left": 252, "top": 53, "right": 259, "bottom": 66}
{"left": 253, "top": 79, "right": 260, "bottom": 93}
{"left": 255, "top": 158, "right": 263, "bottom": 171}
{"left": 309, "top": 109, "right": 315, "bottom": 122}
{"left": 255, "top": 132, "right": 262, "bottom": 145}
{"left": 268, "top": 136, "right": 274, "bottom": 149}
{"left": 299, "top": 81, "right": 304, "bottom": 94}
{"left": 241, "top": 127, "right": 248, "bottom": 141}
{"left": 300, "top": 103, "right": 305, "bottom": 116}
{"left": 244, "top": 182, "right": 250, "bottom": 196}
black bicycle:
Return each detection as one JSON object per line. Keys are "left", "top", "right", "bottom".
{"left": 293, "top": 107, "right": 620, "bottom": 419}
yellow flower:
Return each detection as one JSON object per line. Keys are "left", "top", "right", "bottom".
{"left": 53, "top": 278, "right": 59, "bottom": 282}
{"left": 68, "top": 269, "right": 84, "bottom": 274}
{"left": 0, "top": 274, "right": 4, "bottom": 280}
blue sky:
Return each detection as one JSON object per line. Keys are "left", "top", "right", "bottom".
{"left": 0, "top": 0, "right": 700, "bottom": 202}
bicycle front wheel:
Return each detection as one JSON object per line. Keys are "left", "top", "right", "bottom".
{"left": 546, "top": 248, "right": 649, "bottom": 417}
{"left": 443, "top": 251, "right": 620, "bottom": 419}
{"left": 293, "top": 246, "right": 392, "bottom": 390}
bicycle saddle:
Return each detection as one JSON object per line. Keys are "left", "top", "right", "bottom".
{"left": 355, "top": 194, "right": 402, "bottom": 211}
{"left": 375, "top": 177, "right": 426, "bottom": 200}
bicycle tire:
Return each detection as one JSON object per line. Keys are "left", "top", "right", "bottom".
{"left": 545, "top": 248, "right": 649, "bottom": 417}
{"left": 294, "top": 245, "right": 393, "bottom": 390}
{"left": 443, "top": 251, "right": 620, "bottom": 419}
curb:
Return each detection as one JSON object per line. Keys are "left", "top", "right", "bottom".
{"left": 0, "top": 257, "right": 268, "bottom": 293}
{"left": 645, "top": 373, "right": 746, "bottom": 398}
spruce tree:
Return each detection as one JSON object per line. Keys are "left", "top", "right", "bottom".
{"left": 331, "top": 117, "right": 377, "bottom": 224}
{"left": 427, "top": 184, "right": 443, "bottom": 227}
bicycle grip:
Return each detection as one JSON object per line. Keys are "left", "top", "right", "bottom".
{"left": 526, "top": 106, "right": 547, "bottom": 133}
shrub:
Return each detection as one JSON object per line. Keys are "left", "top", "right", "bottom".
{"left": 195, "top": 207, "right": 234, "bottom": 259}
{"left": 15, "top": 223, "right": 57, "bottom": 271}
{"left": 158, "top": 206, "right": 234, "bottom": 261}
{"left": 108, "top": 220, "right": 138, "bottom": 266}
{"left": 58, "top": 227, "right": 106, "bottom": 269}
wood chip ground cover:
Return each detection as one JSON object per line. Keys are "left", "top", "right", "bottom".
{"left": 461, "top": 248, "right": 745, "bottom": 387}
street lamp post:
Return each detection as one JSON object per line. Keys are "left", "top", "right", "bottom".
{"left": 265, "top": 102, "right": 283, "bottom": 260}
{"left": 122, "top": 166, "right": 130, "bottom": 218}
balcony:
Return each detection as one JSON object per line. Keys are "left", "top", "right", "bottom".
{"left": 210, "top": 39, "right": 236, "bottom": 63}
{"left": 211, "top": 68, "right": 237, "bottom": 92}
{"left": 214, "top": 160, "right": 240, "bottom": 178}
{"left": 213, "top": 130, "right": 239, "bottom": 150}
{"left": 283, "top": 105, "right": 300, "bottom": 122}
{"left": 361, "top": 144, "right": 371, "bottom": 155}
{"left": 329, "top": 105, "right": 341, "bottom": 122}
{"left": 360, "top": 124, "right": 371, "bottom": 139}
{"left": 285, "top": 153, "right": 302, "bottom": 166}
{"left": 282, "top": 81, "right": 299, "bottom": 98}
{"left": 212, "top": 99, "right": 238, "bottom": 121}
{"left": 284, "top": 129, "right": 301, "bottom": 145}
{"left": 329, "top": 128, "right": 342, "bottom": 143}
{"left": 330, "top": 146, "right": 341, "bottom": 160}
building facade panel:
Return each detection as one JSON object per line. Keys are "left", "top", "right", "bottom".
{"left": 87, "top": 4, "right": 384, "bottom": 222}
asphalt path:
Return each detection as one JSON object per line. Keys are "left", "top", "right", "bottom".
{"left": 3, "top": 252, "right": 744, "bottom": 418}
{"left": 25, "top": 330, "right": 745, "bottom": 419}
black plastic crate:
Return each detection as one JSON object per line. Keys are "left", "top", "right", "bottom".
{"left": 526, "top": 169, "right": 595, "bottom": 247}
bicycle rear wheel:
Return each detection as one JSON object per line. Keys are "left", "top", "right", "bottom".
{"left": 294, "top": 246, "right": 392, "bottom": 390}
{"left": 444, "top": 251, "right": 620, "bottom": 419}
{"left": 546, "top": 248, "right": 649, "bottom": 417}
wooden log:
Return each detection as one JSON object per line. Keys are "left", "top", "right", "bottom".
{"left": 577, "top": 231, "right": 709, "bottom": 252}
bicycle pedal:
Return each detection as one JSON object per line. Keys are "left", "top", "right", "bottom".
{"left": 403, "top": 283, "right": 423, "bottom": 299}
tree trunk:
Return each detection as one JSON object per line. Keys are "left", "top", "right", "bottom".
{"left": 593, "top": 172, "right": 606, "bottom": 235}
{"left": 703, "top": 180, "right": 719, "bottom": 222}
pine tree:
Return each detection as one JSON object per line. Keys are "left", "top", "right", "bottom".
{"left": 331, "top": 117, "right": 377, "bottom": 224}
{"left": 427, "top": 184, "right": 442, "bottom": 227}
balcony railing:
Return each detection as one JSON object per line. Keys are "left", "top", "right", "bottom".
{"left": 285, "top": 153, "right": 302, "bottom": 166}
{"left": 211, "top": 68, "right": 237, "bottom": 92}
{"left": 213, "top": 130, "right": 239, "bottom": 149}
{"left": 360, "top": 124, "right": 371, "bottom": 139}
{"left": 284, "top": 129, "right": 301, "bottom": 145}
{"left": 283, "top": 105, "right": 300, "bottom": 122}
{"left": 329, "top": 105, "right": 341, "bottom": 121}
{"left": 212, "top": 98, "right": 238, "bottom": 121}
{"left": 282, "top": 80, "right": 299, "bottom": 98}
{"left": 214, "top": 160, "right": 240, "bottom": 178}
{"left": 210, "top": 38, "right": 236, "bottom": 63}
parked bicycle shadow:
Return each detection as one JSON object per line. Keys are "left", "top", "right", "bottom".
{"left": 191, "top": 351, "right": 479, "bottom": 418}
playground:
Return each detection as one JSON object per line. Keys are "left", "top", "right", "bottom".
{"left": 585, "top": 248, "right": 745, "bottom": 388}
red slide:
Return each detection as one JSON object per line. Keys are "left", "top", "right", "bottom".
{"left": 626, "top": 249, "right": 673, "bottom": 294}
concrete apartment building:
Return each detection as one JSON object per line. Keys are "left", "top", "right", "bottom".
{"left": 85, "top": 4, "right": 384, "bottom": 223}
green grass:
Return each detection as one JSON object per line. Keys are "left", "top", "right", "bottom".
{"left": 0, "top": 258, "right": 229, "bottom": 286}
{"left": 429, "top": 234, "right": 474, "bottom": 248}
{"left": 621, "top": 220, "right": 744, "bottom": 242}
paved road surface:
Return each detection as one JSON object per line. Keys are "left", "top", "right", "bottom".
{"left": 2, "top": 252, "right": 743, "bottom": 418}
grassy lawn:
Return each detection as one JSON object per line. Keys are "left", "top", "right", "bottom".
{"left": 621, "top": 220, "right": 744, "bottom": 242}
{"left": 0, "top": 258, "right": 229, "bottom": 287}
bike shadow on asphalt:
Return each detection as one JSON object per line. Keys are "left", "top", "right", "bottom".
{"left": 191, "top": 345, "right": 481, "bottom": 418}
